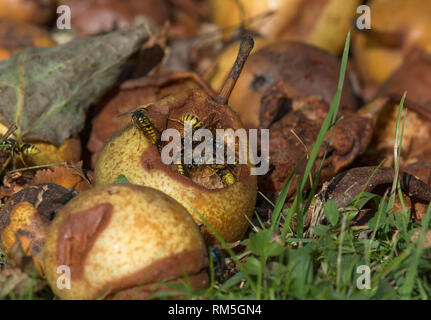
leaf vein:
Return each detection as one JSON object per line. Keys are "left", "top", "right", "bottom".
{"left": 23, "top": 56, "right": 124, "bottom": 136}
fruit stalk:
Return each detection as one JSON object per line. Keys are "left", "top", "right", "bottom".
{"left": 216, "top": 35, "right": 254, "bottom": 105}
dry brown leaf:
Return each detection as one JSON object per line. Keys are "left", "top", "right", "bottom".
{"left": 32, "top": 163, "right": 90, "bottom": 192}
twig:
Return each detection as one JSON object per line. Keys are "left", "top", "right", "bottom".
{"left": 6, "top": 162, "right": 67, "bottom": 174}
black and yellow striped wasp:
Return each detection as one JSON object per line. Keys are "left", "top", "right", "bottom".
{"left": 168, "top": 114, "right": 203, "bottom": 176}
{"left": 179, "top": 113, "right": 203, "bottom": 131}
{"left": 169, "top": 113, "right": 203, "bottom": 131}
{"left": 174, "top": 146, "right": 187, "bottom": 176}
{"left": 217, "top": 167, "right": 236, "bottom": 186}
{"left": 119, "top": 108, "right": 159, "bottom": 145}
{"left": 0, "top": 138, "right": 40, "bottom": 172}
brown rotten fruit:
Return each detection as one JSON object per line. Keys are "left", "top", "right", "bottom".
{"left": 42, "top": 184, "right": 209, "bottom": 300}
{"left": 225, "top": 41, "right": 358, "bottom": 129}
{"left": 0, "top": 183, "right": 72, "bottom": 274}
{"left": 307, "top": 166, "right": 431, "bottom": 237}
{"left": 95, "top": 37, "right": 258, "bottom": 243}
{"left": 258, "top": 86, "right": 378, "bottom": 201}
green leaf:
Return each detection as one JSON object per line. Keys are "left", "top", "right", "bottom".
{"left": 266, "top": 242, "right": 285, "bottom": 257}
{"left": 324, "top": 200, "right": 339, "bottom": 226}
{"left": 353, "top": 191, "right": 379, "bottom": 210}
{"left": 0, "top": 24, "right": 155, "bottom": 146}
{"left": 242, "top": 257, "right": 262, "bottom": 275}
{"left": 248, "top": 230, "right": 271, "bottom": 256}
{"left": 114, "top": 174, "right": 130, "bottom": 184}
{"left": 248, "top": 229, "right": 285, "bottom": 258}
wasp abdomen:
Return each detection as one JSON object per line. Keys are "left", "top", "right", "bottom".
{"left": 132, "top": 109, "right": 158, "bottom": 144}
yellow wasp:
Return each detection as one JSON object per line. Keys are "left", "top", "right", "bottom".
{"left": 174, "top": 147, "right": 190, "bottom": 176}
{"left": 175, "top": 157, "right": 186, "bottom": 176}
{"left": 170, "top": 113, "right": 205, "bottom": 132}
{"left": 119, "top": 108, "right": 158, "bottom": 145}
{"left": 180, "top": 113, "right": 203, "bottom": 130}
{"left": 0, "top": 138, "right": 40, "bottom": 172}
{"left": 217, "top": 168, "right": 236, "bottom": 186}
{"left": 131, "top": 109, "right": 158, "bottom": 144}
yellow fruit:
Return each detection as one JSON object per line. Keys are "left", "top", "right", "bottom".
{"left": 28, "top": 138, "right": 82, "bottom": 166}
{"left": 204, "top": 38, "right": 269, "bottom": 92}
{"left": 0, "top": 122, "right": 81, "bottom": 167}
{"left": 42, "top": 184, "right": 209, "bottom": 300}
{"left": 210, "top": 0, "right": 360, "bottom": 55}
{"left": 210, "top": 0, "right": 285, "bottom": 39}
{"left": 94, "top": 89, "right": 258, "bottom": 243}
{"left": 353, "top": 0, "right": 431, "bottom": 85}
{"left": 95, "top": 125, "right": 257, "bottom": 244}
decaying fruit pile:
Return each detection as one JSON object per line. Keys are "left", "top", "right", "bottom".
{"left": 1, "top": 0, "right": 431, "bottom": 300}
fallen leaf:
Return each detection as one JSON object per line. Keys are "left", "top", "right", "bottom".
{"left": 32, "top": 163, "right": 90, "bottom": 191}
{"left": 0, "top": 24, "right": 153, "bottom": 146}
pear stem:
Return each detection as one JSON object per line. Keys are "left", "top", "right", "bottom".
{"left": 216, "top": 35, "right": 254, "bottom": 105}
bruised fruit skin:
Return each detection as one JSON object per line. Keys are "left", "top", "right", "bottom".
{"left": 42, "top": 184, "right": 209, "bottom": 300}
{"left": 94, "top": 90, "right": 258, "bottom": 243}
{"left": 0, "top": 18, "right": 55, "bottom": 61}
{"left": 353, "top": 0, "right": 431, "bottom": 86}
{"left": 0, "top": 183, "right": 71, "bottom": 274}
{"left": 210, "top": 0, "right": 359, "bottom": 55}
{"left": 0, "top": 0, "right": 56, "bottom": 25}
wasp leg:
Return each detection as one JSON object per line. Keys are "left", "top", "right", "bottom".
{"left": 18, "top": 153, "right": 28, "bottom": 167}
{"left": 0, "top": 155, "right": 12, "bottom": 174}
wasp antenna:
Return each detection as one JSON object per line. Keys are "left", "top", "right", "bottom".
{"left": 216, "top": 34, "right": 254, "bottom": 105}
